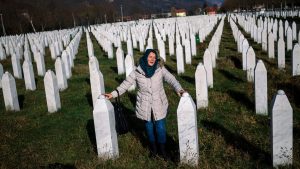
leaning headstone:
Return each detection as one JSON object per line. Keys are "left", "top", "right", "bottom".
{"left": 292, "top": 44, "right": 300, "bottom": 76}
{"left": 93, "top": 95, "right": 119, "bottom": 160}
{"left": 2, "top": 72, "right": 20, "bottom": 111}
{"left": 246, "top": 46, "right": 256, "bottom": 82}
{"left": 271, "top": 90, "right": 293, "bottom": 167}
{"left": 90, "top": 69, "right": 105, "bottom": 107}
{"left": 22, "top": 60, "right": 36, "bottom": 91}
{"left": 268, "top": 33, "right": 275, "bottom": 59}
{"left": 11, "top": 54, "right": 23, "bottom": 79}
{"left": 116, "top": 47, "right": 125, "bottom": 75}
{"left": 0, "top": 63, "right": 3, "bottom": 88}
{"left": 55, "top": 57, "right": 68, "bottom": 91}
{"left": 254, "top": 60, "right": 267, "bottom": 115}
{"left": 195, "top": 63, "right": 208, "bottom": 109}
{"left": 203, "top": 49, "right": 213, "bottom": 88}
{"left": 177, "top": 92, "right": 199, "bottom": 166}
{"left": 44, "top": 70, "right": 61, "bottom": 113}
{"left": 277, "top": 38, "right": 285, "bottom": 69}
{"left": 176, "top": 44, "right": 185, "bottom": 74}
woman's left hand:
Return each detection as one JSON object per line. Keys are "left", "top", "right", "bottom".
{"left": 177, "top": 89, "right": 185, "bottom": 97}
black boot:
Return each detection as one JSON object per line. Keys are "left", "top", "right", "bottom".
{"left": 149, "top": 142, "right": 157, "bottom": 157}
{"left": 158, "top": 143, "right": 169, "bottom": 161}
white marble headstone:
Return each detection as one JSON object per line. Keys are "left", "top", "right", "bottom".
{"left": 203, "top": 49, "right": 213, "bottom": 88}
{"left": 93, "top": 95, "right": 119, "bottom": 160}
{"left": 271, "top": 90, "right": 293, "bottom": 167}
{"left": 44, "top": 70, "right": 61, "bottom": 113}
{"left": 23, "top": 60, "right": 36, "bottom": 91}
{"left": 1, "top": 72, "right": 20, "bottom": 111}
{"left": 246, "top": 46, "right": 256, "bottom": 82}
{"left": 11, "top": 54, "right": 23, "bottom": 79}
{"left": 292, "top": 44, "right": 300, "bottom": 76}
{"left": 176, "top": 44, "right": 185, "bottom": 74}
{"left": 277, "top": 38, "right": 285, "bottom": 69}
{"left": 124, "top": 54, "right": 136, "bottom": 91}
{"left": 254, "top": 60, "right": 267, "bottom": 115}
{"left": 55, "top": 57, "right": 68, "bottom": 91}
{"left": 116, "top": 47, "right": 125, "bottom": 75}
{"left": 242, "top": 39, "right": 249, "bottom": 70}
{"left": 195, "top": 63, "right": 208, "bottom": 109}
{"left": 286, "top": 27, "right": 293, "bottom": 51}
{"left": 90, "top": 69, "right": 105, "bottom": 107}
{"left": 268, "top": 33, "right": 275, "bottom": 59}
{"left": 177, "top": 92, "right": 199, "bottom": 166}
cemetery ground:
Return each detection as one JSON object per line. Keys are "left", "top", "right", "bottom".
{"left": 1, "top": 17, "right": 300, "bottom": 168}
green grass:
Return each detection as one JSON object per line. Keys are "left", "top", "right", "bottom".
{"left": 0, "top": 17, "right": 299, "bottom": 168}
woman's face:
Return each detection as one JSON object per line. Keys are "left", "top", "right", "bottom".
{"left": 147, "top": 52, "right": 156, "bottom": 66}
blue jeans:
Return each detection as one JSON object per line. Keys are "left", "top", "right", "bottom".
{"left": 145, "top": 118, "right": 166, "bottom": 144}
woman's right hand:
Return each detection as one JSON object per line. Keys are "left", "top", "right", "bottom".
{"left": 103, "top": 93, "right": 113, "bottom": 100}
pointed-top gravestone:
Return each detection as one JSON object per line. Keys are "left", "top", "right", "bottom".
{"left": 158, "top": 39, "right": 166, "bottom": 62}
{"left": 44, "top": 70, "right": 61, "bottom": 113}
{"left": 195, "top": 63, "right": 208, "bottom": 109}
{"left": 169, "top": 37, "right": 175, "bottom": 56}
{"left": 292, "top": 44, "right": 300, "bottom": 76}
{"left": 11, "top": 54, "right": 23, "bottom": 79}
{"left": 184, "top": 39, "right": 191, "bottom": 64}
{"left": 90, "top": 69, "right": 105, "bottom": 108}
{"left": 176, "top": 44, "right": 185, "bottom": 74}
{"left": 116, "top": 47, "right": 125, "bottom": 75}
{"left": 254, "top": 60, "right": 267, "bottom": 115}
{"left": 203, "top": 49, "right": 213, "bottom": 88}
{"left": 36, "top": 52, "right": 46, "bottom": 76}
{"left": 271, "top": 90, "right": 293, "bottom": 167}
{"left": 93, "top": 95, "right": 119, "bottom": 160}
{"left": 277, "top": 38, "right": 285, "bottom": 69}
{"left": 246, "top": 46, "right": 256, "bottom": 82}
{"left": 242, "top": 39, "right": 249, "bottom": 70}
{"left": 177, "top": 92, "right": 199, "bottom": 166}
{"left": 0, "top": 63, "right": 3, "bottom": 88}
{"left": 2, "top": 72, "right": 20, "bottom": 111}
{"left": 124, "top": 54, "right": 135, "bottom": 91}
{"left": 55, "top": 57, "right": 68, "bottom": 91}
{"left": 262, "top": 29, "right": 268, "bottom": 51}
{"left": 23, "top": 60, "right": 36, "bottom": 91}
{"left": 287, "top": 27, "right": 293, "bottom": 51}
{"left": 89, "top": 56, "right": 100, "bottom": 75}
{"left": 62, "top": 52, "right": 71, "bottom": 79}
{"left": 292, "top": 21, "right": 297, "bottom": 40}
{"left": 268, "top": 33, "right": 275, "bottom": 59}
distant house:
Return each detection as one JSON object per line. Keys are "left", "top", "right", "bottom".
{"left": 206, "top": 7, "right": 217, "bottom": 15}
{"left": 171, "top": 7, "right": 187, "bottom": 17}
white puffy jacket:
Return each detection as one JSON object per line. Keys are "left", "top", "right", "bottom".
{"left": 111, "top": 65, "right": 183, "bottom": 121}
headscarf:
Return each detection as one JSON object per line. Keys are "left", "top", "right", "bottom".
{"left": 139, "top": 49, "right": 159, "bottom": 78}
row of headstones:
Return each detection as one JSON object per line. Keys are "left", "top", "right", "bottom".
{"left": 234, "top": 14, "right": 300, "bottom": 76}
{"left": 194, "top": 16, "right": 226, "bottom": 110}
{"left": 0, "top": 30, "right": 82, "bottom": 112}
{"left": 229, "top": 16, "right": 293, "bottom": 168}
{"left": 252, "top": 9, "right": 300, "bottom": 18}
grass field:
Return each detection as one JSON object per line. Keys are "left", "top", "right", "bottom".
{"left": 0, "top": 16, "right": 299, "bottom": 168}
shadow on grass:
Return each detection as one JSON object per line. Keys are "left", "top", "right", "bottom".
{"left": 180, "top": 75, "right": 194, "bottom": 85}
{"left": 110, "top": 66, "right": 118, "bottom": 74}
{"left": 85, "top": 92, "right": 93, "bottom": 107}
{"left": 86, "top": 119, "right": 97, "bottom": 154}
{"left": 219, "top": 69, "right": 244, "bottom": 82}
{"left": 202, "top": 120, "right": 271, "bottom": 166}
{"left": 41, "top": 162, "right": 76, "bottom": 169}
{"left": 164, "top": 64, "right": 177, "bottom": 75}
{"left": 229, "top": 56, "right": 242, "bottom": 69}
{"left": 228, "top": 90, "right": 254, "bottom": 111}
{"left": 18, "top": 94, "right": 25, "bottom": 109}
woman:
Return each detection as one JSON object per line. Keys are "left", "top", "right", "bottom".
{"left": 104, "top": 49, "right": 185, "bottom": 159}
